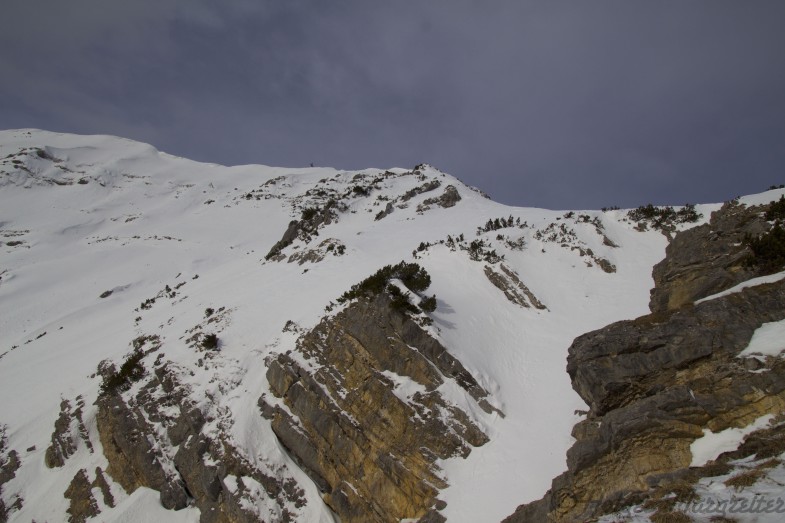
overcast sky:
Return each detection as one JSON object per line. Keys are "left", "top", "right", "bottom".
{"left": 2, "top": 1, "right": 784, "bottom": 209}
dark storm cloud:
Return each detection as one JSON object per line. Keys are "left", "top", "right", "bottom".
{"left": 1, "top": 1, "right": 784, "bottom": 209}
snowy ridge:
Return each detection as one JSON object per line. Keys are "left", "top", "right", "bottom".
{"left": 0, "top": 129, "right": 727, "bottom": 522}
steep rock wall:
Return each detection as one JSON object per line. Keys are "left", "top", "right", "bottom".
{"left": 262, "top": 294, "right": 493, "bottom": 523}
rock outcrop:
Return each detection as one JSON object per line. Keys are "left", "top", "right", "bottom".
{"left": 417, "top": 185, "right": 461, "bottom": 212}
{"left": 96, "top": 361, "right": 308, "bottom": 522}
{"left": 400, "top": 179, "right": 441, "bottom": 203}
{"left": 484, "top": 264, "right": 547, "bottom": 309}
{"left": 0, "top": 428, "right": 21, "bottom": 523}
{"left": 265, "top": 202, "right": 342, "bottom": 261}
{"left": 504, "top": 198, "right": 785, "bottom": 522}
{"left": 44, "top": 397, "right": 93, "bottom": 468}
{"left": 96, "top": 389, "right": 190, "bottom": 510}
{"left": 263, "top": 293, "right": 493, "bottom": 522}
{"left": 64, "top": 469, "right": 100, "bottom": 523}
{"left": 649, "top": 201, "right": 766, "bottom": 312}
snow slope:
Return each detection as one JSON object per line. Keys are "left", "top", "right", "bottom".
{"left": 0, "top": 129, "right": 725, "bottom": 522}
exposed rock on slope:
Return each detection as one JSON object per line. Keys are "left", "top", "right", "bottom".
{"left": 45, "top": 397, "right": 93, "bottom": 468}
{"left": 64, "top": 468, "right": 104, "bottom": 523}
{"left": 484, "top": 264, "right": 546, "bottom": 309}
{"left": 0, "top": 428, "right": 21, "bottom": 523}
{"left": 649, "top": 200, "right": 766, "bottom": 312}
{"left": 96, "top": 360, "right": 309, "bottom": 522}
{"left": 417, "top": 185, "right": 461, "bottom": 213}
{"left": 265, "top": 203, "right": 342, "bottom": 261}
{"left": 262, "top": 293, "right": 493, "bottom": 522}
{"left": 504, "top": 200, "right": 785, "bottom": 522}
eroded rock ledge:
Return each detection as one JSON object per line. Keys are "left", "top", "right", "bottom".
{"left": 262, "top": 293, "right": 494, "bottom": 523}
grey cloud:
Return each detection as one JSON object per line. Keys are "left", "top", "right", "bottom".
{"left": 1, "top": 0, "right": 784, "bottom": 208}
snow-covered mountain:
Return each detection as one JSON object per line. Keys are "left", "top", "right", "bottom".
{"left": 1, "top": 129, "right": 784, "bottom": 523}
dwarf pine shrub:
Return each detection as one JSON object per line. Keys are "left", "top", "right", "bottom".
{"left": 337, "top": 261, "right": 431, "bottom": 304}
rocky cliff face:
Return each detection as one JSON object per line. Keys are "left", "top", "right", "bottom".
{"left": 504, "top": 199, "right": 785, "bottom": 522}
{"left": 262, "top": 293, "right": 494, "bottom": 522}
{"left": 649, "top": 200, "right": 766, "bottom": 312}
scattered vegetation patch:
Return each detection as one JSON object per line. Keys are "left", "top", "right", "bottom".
{"left": 698, "top": 460, "right": 733, "bottom": 478}
{"left": 300, "top": 207, "right": 319, "bottom": 221}
{"left": 336, "top": 262, "right": 436, "bottom": 319}
{"left": 201, "top": 333, "right": 219, "bottom": 350}
{"left": 744, "top": 222, "right": 785, "bottom": 275}
{"left": 642, "top": 496, "right": 677, "bottom": 513}
{"left": 131, "top": 335, "right": 160, "bottom": 352}
{"left": 627, "top": 203, "right": 701, "bottom": 230}
{"left": 467, "top": 239, "right": 504, "bottom": 263}
{"left": 420, "top": 294, "right": 437, "bottom": 313}
{"left": 100, "top": 351, "right": 145, "bottom": 395}
{"left": 723, "top": 468, "right": 763, "bottom": 490}
{"left": 136, "top": 280, "right": 188, "bottom": 311}
{"left": 534, "top": 222, "right": 578, "bottom": 243}
{"left": 387, "top": 284, "right": 420, "bottom": 314}
{"left": 765, "top": 195, "right": 785, "bottom": 221}
{"left": 338, "top": 261, "right": 431, "bottom": 305}
{"left": 501, "top": 235, "right": 526, "bottom": 250}
{"left": 476, "top": 215, "right": 524, "bottom": 235}
{"left": 412, "top": 241, "right": 435, "bottom": 258}
{"left": 352, "top": 185, "right": 371, "bottom": 197}
{"left": 140, "top": 297, "right": 156, "bottom": 310}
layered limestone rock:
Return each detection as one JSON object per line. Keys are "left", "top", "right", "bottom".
{"left": 649, "top": 201, "right": 767, "bottom": 312}
{"left": 505, "top": 279, "right": 785, "bottom": 523}
{"left": 484, "top": 263, "right": 547, "bottom": 309}
{"left": 504, "top": 198, "right": 785, "bottom": 522}
{"left": 96, "top": 361, "right": 308, "bottom": 522}
{"left": 64, "top": 469, "right": 102, "bottom": 523}
{"left": 44, "top": 396, "right": 93, "bottom": 468}
{"left": 262, "top": 293, "right": 494, "bottom": 523}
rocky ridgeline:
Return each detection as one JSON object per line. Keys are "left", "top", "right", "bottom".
{"left": 266, "top": 166, "right": 463, "bottom": 262}
{"left": 261, "top": 292, "right": 495, "bottom": 523}
{"left": 504, "top": 199, "right": 785, "bottom": 522}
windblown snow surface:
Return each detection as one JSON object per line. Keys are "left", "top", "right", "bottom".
{"left": 0, "top": 129, "right": 741, "bottom": 522}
